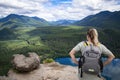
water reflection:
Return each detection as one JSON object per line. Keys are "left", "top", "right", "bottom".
{"left": 55, "top": 58, "right": 120, "bottom": 80}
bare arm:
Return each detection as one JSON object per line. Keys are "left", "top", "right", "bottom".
{"left": 69, "top": 49, "right": 78, "bottom": 64}
{"left": 101, "top": 44, "right": 115, "bottom": 66}
{"left": 103, "top": 53, "right": 115, "bottom": 66}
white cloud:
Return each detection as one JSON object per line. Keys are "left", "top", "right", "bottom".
{"left": 0, "top": 0, "right": 120, "bottom": 21}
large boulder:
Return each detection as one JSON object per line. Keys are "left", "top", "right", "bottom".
{"left": 12, "top": 52, "right": 40, "bottom": 72}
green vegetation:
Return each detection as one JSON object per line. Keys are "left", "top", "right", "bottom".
{"left": 0, "top": 26, "right": 120, "bottom": 75}
{"left": 74, "top": 11, "right": 120, "bottom": 28}
{"left": 0, "top": 14, "right": 50, "bottom": 29}
{"left": 43, "top": 58, "right": 55, "bottom": 63}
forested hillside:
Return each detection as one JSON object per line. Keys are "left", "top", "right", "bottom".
{"left": 0, "top": 26, "right": 120, "bottom": 75}
{"left": 74, "top": 11, "right": 120, "bottom": 28}
{"left": 0, "top": 14, "right": 50, "bottom": 29}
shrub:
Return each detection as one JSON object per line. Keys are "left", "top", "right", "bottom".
{"left": 43, "top": 58, "right": 54, "bottom": 64}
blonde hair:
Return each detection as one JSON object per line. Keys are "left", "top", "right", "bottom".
{"left": 87, "top": 28, "right": 99, "bottom": 46}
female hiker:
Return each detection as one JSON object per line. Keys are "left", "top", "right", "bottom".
{"left": 69, "top": 28, "right": 115, "bottom": 80}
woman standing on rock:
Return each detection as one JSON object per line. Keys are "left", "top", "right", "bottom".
{"left": 69, "top": 28, "right": 115, "bottom": 80}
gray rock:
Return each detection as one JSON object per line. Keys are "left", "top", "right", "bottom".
{"left": 12, "top": 52, "right": 40, "bottom": 72}
{"left": 8, "top": 63, "right": 79, "bottom": 80}
{"left": 0, "top": 76, "right": 15, "bottom": 80}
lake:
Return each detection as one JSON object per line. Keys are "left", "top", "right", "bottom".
{"left": 55, "top": 58, "right": 120, "bottom": 80}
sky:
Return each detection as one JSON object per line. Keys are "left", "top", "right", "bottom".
{"left": 0, "top": 0, "right": 120, "bottom": 21}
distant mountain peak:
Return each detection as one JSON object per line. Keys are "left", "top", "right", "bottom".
{"left": 99, "top": 10, "right": 111, "bottom": 13}
{"left": 95, "top": 10, "right": 112, "bottom": 16}
{"left": 8, "top": 14, "right": 18, "bottom": 16}
{"left": 74, "top": 10, "right": 120, "bottom": 28}
{"left": 7, "top": 14, "right": 23, "bottom": 18}
{"left": 32, "top": 16, "right": 47, "bottom": 22}
{"left": 51, "top": 19, "right": 77, "bottom": 26}
{"left": 0, "top": 14, "right": 50, "bottom": 28}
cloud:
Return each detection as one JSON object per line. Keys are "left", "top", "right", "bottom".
{"left": 0, "top": 3, "right": 22, "bottom": 9}
{"left": 0, "top": 0, "right": 120, "bottom": 21}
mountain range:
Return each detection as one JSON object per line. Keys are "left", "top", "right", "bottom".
{"left": 50, "top": 20, "right": 77, "bottom": 26}
{"left": 74, "top": 11, "right": 120, "bottom": 28}
{"left": 0, "top": 10, "right": 120, "bottom": 29}
{"left": 0, "top": 14, "right": 50, "bottom": 29}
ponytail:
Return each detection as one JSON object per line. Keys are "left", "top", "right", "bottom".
{"left": 87, "top": 28, "right": 99, "bottom": 46}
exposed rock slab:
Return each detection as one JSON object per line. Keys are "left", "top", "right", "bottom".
{"left": 8, "top": 62, "right": 79, "bottom": 80}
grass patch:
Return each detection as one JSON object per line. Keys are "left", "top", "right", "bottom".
{"left": 62, "top": 26, "right": 84, "bottom": 30}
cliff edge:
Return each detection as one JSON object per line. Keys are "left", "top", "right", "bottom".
{"left": 7, "top": 62, "right": 79, "bottom": 80}
{"left": 0, "top": 53, "right": 79, "bottom": 80}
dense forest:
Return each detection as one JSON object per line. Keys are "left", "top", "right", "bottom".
{"left": 0, "top": 26, "right": 120, "bottom": 75}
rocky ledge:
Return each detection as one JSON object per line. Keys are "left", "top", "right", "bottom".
{"left": 0, "top": 53, "right": 79, "bottom": 80}
{"left": 6, "top": 62, "right": 79, "bottom": 80}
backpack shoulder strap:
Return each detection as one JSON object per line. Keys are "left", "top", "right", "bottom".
{"left": 84, "top": 41, "right": 89, "bottom": 46}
